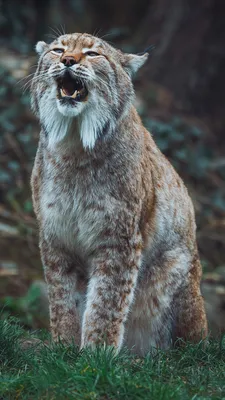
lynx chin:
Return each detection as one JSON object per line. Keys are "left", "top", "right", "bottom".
{"left": 31, "top": 32, "right": 207, "bottom": 355}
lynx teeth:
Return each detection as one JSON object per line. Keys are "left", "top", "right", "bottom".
{"left": 60, "top": 89, "right": 79, "bottom": 98}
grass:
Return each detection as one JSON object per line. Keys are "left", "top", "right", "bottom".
{"left": 0, "top": 318, "right": 225, "bottom": 399}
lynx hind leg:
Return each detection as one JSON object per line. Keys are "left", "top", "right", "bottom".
{"left": 173, "top": 255, "right": 208, "bottom": 344}
{"left": 125, "top": 249, "right": 207, "bottom": 355}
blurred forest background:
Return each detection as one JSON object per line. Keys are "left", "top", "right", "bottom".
{"left": 0, "top": 0, "right": 225, "bottom": 335}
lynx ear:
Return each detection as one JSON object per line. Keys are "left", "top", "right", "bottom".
{"left": 122, "top": 53, "right": 148, "bottom": 76}
{"left": 35, "top": 41, "right": 49, "bottom": 56}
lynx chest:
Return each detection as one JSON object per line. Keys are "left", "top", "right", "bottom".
{"left": 39, "top": 160, "right": 107, "bottom": 255}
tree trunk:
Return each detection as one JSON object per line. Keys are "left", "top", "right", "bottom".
{"left": 137, "top": 0, "right": 225, "bottom": 142}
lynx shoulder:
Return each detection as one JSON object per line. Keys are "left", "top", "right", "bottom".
{"left": 31, "top": 32, "right": 207, "bottom": 355}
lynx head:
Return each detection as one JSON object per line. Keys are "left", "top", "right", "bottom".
{"left": 31, "top": 33, "right": 148, "bottom": 149}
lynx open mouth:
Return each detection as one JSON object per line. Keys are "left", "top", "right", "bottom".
{"left": 57, "top": 72, "right": 88, "bottom": 103}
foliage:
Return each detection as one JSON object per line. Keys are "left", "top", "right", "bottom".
{"left": 0, "top": 283, "right": 47, "bottom": 329}
{"left": 146, "top": 116, "right": 225, "bottom": 212}
{"left": 0, "top": 318, "right": 225, "bottom": 399}
{"left": 0, "top": 64, "right": 38, "bottom": 211}
{"left": 145, "top": 118, "right": 210, "bottom": 175}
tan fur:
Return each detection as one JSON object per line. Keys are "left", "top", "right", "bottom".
{"left": 31, "top": 33, "right": 207, "bottom": 355}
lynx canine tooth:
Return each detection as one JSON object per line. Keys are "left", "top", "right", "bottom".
{"left": 60, "top": 89, "right": 67, "bottom": 97}
{"left": 71, "top": 90, "right": 78, "bottom": 99}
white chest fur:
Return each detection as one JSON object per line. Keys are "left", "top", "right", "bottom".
{"left": 40, "top": 161, "right": 104, "bottom": 255}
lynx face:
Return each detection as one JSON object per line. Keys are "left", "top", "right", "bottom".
{"left": 31, "top": 33, "right": 148, "bottom": 149}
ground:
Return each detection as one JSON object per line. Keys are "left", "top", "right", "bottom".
{"left": 0, "top": 318, "right": 225, "bottom": 399}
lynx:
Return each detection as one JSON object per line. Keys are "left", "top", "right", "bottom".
{"left": 31, "top": 32, "right": 207, "bottom": 355}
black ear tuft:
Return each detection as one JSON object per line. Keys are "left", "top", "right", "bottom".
{"left": 137, "top": 44, "right": 155, "bottom": 56}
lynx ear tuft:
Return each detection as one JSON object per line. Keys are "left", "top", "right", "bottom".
{"left": 35, "top": 41, "right": 49, "bottom": 56}
{"left": 122, "top": 53, "right": 148, "bottom": 76}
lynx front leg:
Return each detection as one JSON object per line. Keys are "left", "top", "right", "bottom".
{"left": 40, "top": 239, "right": 81, "bottom": 344}
{"left": 81, "top": 236, "right": 142, "bottom": 350}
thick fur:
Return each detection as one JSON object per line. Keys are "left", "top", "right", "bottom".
{"left": 31, "top": 32, "right": 207, "bottom": 355}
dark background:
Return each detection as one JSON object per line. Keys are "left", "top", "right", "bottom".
{"left": 0, "top": 0, "right": 224, "bottom": 334}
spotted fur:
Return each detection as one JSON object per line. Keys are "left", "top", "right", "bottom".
{"left": 31, "top": 32, "right": 207, "bottom": 355}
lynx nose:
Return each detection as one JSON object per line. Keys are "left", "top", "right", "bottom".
{"left": 61, "top": 56, "right": 76, "bottom": 67}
